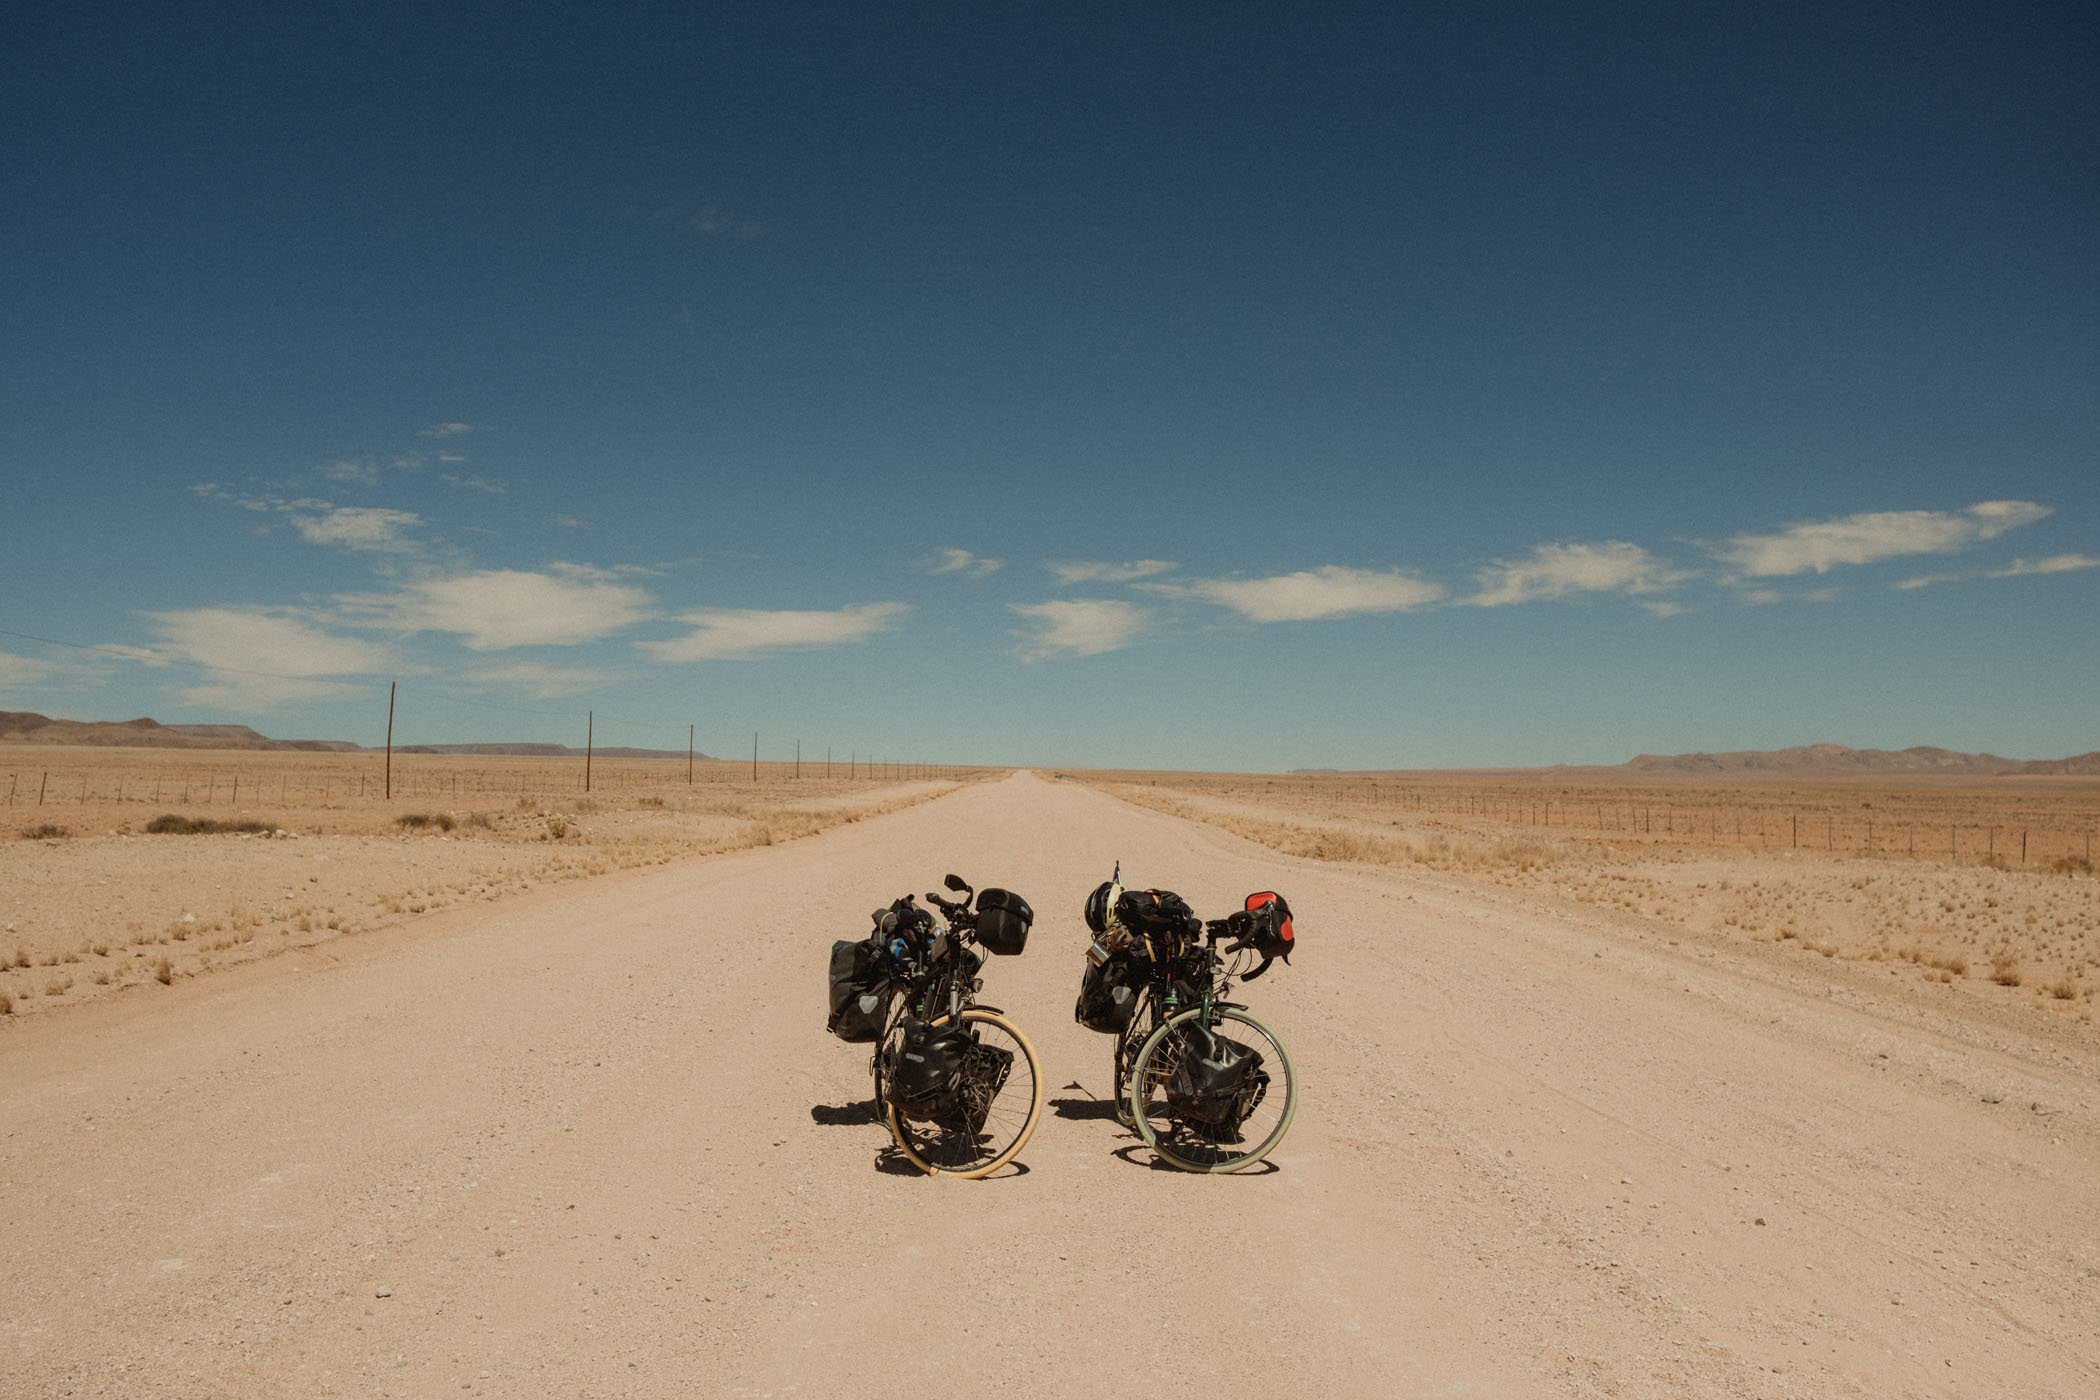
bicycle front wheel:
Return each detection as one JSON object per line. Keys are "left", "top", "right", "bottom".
{"left": 887, "top": 1008, "right": 1044, "bottom": 1178}
{"left": 1128, "top": 1006, "right": 1296, "bottom": 1173}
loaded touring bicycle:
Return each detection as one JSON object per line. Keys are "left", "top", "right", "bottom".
{"left": 827, "top": 874, "right": 1044, "bottom": 1177}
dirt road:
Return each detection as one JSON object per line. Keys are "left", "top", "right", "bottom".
{"left": 5, "top": 773, "right": 2096, "bottom": 1397}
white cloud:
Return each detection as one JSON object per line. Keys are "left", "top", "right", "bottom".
{"left": 320, "top": 459, "right": 379, "bottom": 486}
{"left": 924, "top": 548, "right": 1003, "bottom": 578}
{"left": 0, "top": 651, "right": 56, "bottom": 691}
{"left": 341, "top": 568, "right": 655, "bottom": 650}
{"left": 1152, "top": 565, "right": 1444, "bottom": 622}
{"left": 640, "top": 603, "right": 907, "bottom": 662}
{"left": 422, "top": 422, "right": 474, "bottom": 438}
{"left": 1995, "top": 552, "right": 2100, "bottom": 578}
{"left": 1717, "top": 500, "right": 2051, "bottom": 577}
{"left": 1898, "top": 552, "right": 2100, "bottom": 590}
{"left": 147, "top": 608, "right": 396, "bottom": 712}
{"left": 554, "top": 515, "right": 593, "bottom": 530}
{"left": 459, "top": 662, "right": 620, "bottom": 700}
{"left": 439, "top": 473, "right": 506, "bottom": 495}
{"left": 1009, "top": 600, "right": 1147, "bottom": 660}
{"left": 1465, "top": 541, "right": 1688, "bottom": 607}
{"left": 1048, "top": 560, "right": 1178, "bottom": 584}
{"left": 287, "top": 504, "right": 426, "bottom": 553}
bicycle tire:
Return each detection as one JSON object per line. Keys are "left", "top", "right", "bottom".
{"left": 1128, "top": 1006, "right": 1296, "bottom": 1173}
{"left": 887, "top": 1008, "right": 1044, "bottom": 1178}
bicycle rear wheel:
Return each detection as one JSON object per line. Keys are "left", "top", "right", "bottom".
{"left": 1128, "top": 1006, "right": 1296, "bottom": 1173}
{"left": 887, "top": 1008, "right": 1044, "bottom": 1178}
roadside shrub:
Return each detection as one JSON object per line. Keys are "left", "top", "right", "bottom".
{"left": 152, "top": 957, "right": 172, "bottom": 985}
{"left": 144, "top": 815, "right": 268, "bottom": 835}
{"left": 20, "top": 823, "right": 70, "bottom": 840}
{"left": 1990, "top": 955, "right": 2023, "bottom": 988}
{"left": 394, "top": 812, "right": 456, "bottom": 832}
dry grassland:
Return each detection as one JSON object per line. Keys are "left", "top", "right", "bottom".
{"left": 2, "top": 746, "right": 993, "bottom": 1017}
{"left": 1061, "top": 767, "right": 2100, "bottom": 1026}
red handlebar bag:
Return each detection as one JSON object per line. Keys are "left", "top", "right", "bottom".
{"left": 1243, "top": 891, "right": 1294, "bottom": 963}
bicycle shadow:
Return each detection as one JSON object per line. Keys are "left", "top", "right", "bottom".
{"left": 813, "top": 1101, "right": 1036, "bottom": 1180}
{"left": 809, "top": 1100, "right": 883, "bottom": 1127}
{"left": 1113, "top": 1144, "right": 1281, "bottom": 1175}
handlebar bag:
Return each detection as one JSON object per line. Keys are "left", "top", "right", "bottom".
{"left": 974, "top": 887, "right": 1033, "bottom": 956}
{"left": 826, "top": 938, "right": 890, "bottom": 1043}
{"left": 1165, "top": 1023, "right": 1266, "bottom": 1127}
{"left": 1243, "top": 891, "right": 1295, "bottom": 965}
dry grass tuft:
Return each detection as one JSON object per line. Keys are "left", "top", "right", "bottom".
{"left": 144, "top": 814, "right": 270, "bottom": 836}
{"left": 1991, "top": 955, "right": 2024, "bottom": 987}
{"left": 0, "top": 989, "right": 12, "bottom": 1014}
{"left": 152, "top": 956, "right": 172, "bottom": 985}
{"left": 394, "top": 812, "right": 457, "bottom": 832}
{"left": 20, "top": 823, "right": 70, "bottom": 840}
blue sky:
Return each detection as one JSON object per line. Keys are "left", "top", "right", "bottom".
{"left": 2, "top": 2, "right": 2094, "bottom": 769}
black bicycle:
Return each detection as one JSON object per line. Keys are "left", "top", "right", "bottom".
{"left": 1077, "top": 866, "right": 1298, "bottom": 1172}
{"left": 832, "top": 875, "right": 1042, "bottom": 1177}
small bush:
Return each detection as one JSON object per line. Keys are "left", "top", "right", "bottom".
{"left": 153, "top": 957, "right": 172, "bottom": 985}
{"left": 545, "top": 818, "right": 569, "bottom": 839}
{"left": 0, "top": 990, "right": 12, "bottom": 1014}
{"left": 144, "top": 814, "right": 268, "bottom": 835}
{"left": 1991, "top": 956, "right": 2023, "bottom": 987}
{"left": 2051, "top": 977, "right": 2080, "bottom": 1001}
{"left": 395, "top": 812, "right": 456, "bottom": 832}
{"left": 20, "top": 823, "right": 70, "bottom": 840}
{"left": 2050, "top": 855, "right": 2092, "bottom": 877}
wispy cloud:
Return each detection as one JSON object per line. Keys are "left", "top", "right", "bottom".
{"left": 1048, "top": 560, "right": 1177, "bottom": 585}
{"left": 439, "top": 473, "right": 506, "bottom": 495}
{"left": 1716, "top": 501, "right": 2051, "bottom": 578}
{"left": 1897, "top": 552, "right": 2100, "bottom": 590}
{"left": 923, "top": 548, "right": 1003, "bottom": 578}
{"left": 421, "top": 422, "right": 474, "bottom": 439}
{"left": 146, "top": 609, "right": 396, "bottom": 712}
{"left": 0, "top": 651, "right": 57, "bottom": 691}
{"left": 320, "top": 459, "right": 379, "bottom": 486}
{"left": 1151, "top": 565, "right": 1444, "bottom": 622}
{"left": 1009, "top": 599, "right": 1147, "bottom": 660}
{"left": 1465, "top": 541, "right": 1688, "bottom": 607}
{"left": 287, "top": 504, "right": 426, "bottom": 553}
{"left": 339, "top": 568, "right": 654, "bottom": 650}
{"left": 640, "top": 603, "right": 907, "bottom": 662}
{"left": 691, "top": 206, "right": 764, "bottom": 239}
{"left": 458, "top": 661, "right": 621, "bottom": 700}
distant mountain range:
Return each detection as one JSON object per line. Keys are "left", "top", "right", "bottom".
{"left": 1295, "top": 741, "right": 2099, "bottom": 778}
{"left": 1617, "top": 742, "right": 2099, "bottom": 776}
{"left": 0, "top": 711, "right": 699, "bottom": 760}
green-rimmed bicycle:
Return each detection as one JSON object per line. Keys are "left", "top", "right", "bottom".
{"left": 1078, "top": 866, "right": 1298, "bottom": 1172}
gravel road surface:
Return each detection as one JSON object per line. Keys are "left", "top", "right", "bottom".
{"left": 6, "top": 772, "right": 2096, "bottom": 1397}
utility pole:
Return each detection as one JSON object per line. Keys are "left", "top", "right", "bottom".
{"left": 385, "top": 681, "right": 395, "bottom": 800}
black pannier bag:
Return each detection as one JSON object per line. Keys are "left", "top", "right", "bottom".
{"left": 826, "top": 938, "right": 890, "bottom": 1043}
{"left": 1115, "top": 888, "right": 1198, "bottom": 964}
{"left": 956, "top": 1038, "right": 1015, "bottom": 1133}
{"left": 1165, "top": 1022, "right": 1267, "bottom": 1128}
{"left": 974, "top": 887, "right": 1033, "bottom": 956}
{"left": 1075, "top": 949, "right": 1140, "bottom": 1033}
{"left": 888, "top": 1018, "right": 976, "bottom": 1121}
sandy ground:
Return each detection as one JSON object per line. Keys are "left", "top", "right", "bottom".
{"left": 1, "top": 764, "right": 961, "bottom": 1018}
{"left": 4, "top": 772, "right": 2098, "bottom": 1397}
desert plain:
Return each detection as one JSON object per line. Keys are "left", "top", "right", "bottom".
{"left": 3, "top": 751, "right": 2098, "bottom": 1397}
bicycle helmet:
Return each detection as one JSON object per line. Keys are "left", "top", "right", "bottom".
{"left": 1083, "top": 880, "right": 1115, "bottom": 935}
